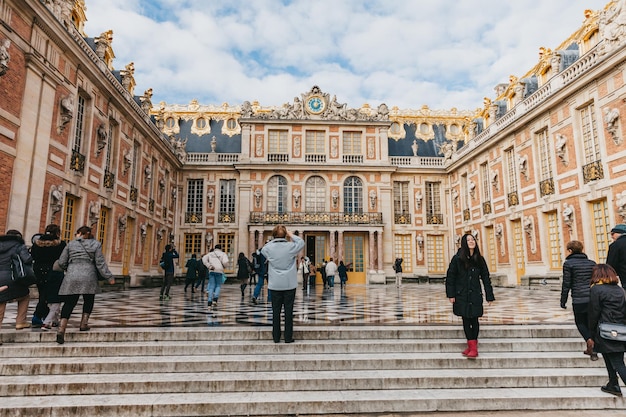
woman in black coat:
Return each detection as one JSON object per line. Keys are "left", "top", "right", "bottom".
{"left": 445, "top": 233, "right": 495, "bottom": 358}
{"left": 588, "top": 264, "right": 626, "bottom": 396}
{"left": 0, "top": 230, "right": 32, "bottom": 330}
{"left": 237, "top": 252, "right": 251, "bottom": 297}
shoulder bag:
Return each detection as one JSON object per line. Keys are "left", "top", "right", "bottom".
{"left": 599, "top": 322, "right": 626, "bottom": 342}
{"left": 11, "top": 252, "right": 36, "bottom": 286}
{"left": 78, "top": 241, "right": 107, "bottom": 281}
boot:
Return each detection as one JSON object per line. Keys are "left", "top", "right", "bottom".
{"left": 461, "top": 340, "right": 471, "bottom": 356}
{"left": 56, "top": 318, "right": 68, "bottom": 344}
{"left": 601, "top": 379, "right": 622, "bottom": 396}
{"left": 466, "top": 339, "right": 478, "bottom": 358}
{"left": 79, "top": 313, "right": 91, "bottom": 332}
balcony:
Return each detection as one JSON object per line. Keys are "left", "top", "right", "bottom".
{"left": 305, "top": 154, "right": 326, "bottom": 163}
{"left": 507, "top": 191, "right": 519, "bottom": 207}
{"left": 539, "top": 178, "right": 555, "bottom": 197}
{"left": 426, "top": 213, "right": 443, "bottom": 225}
{"left": 394, "top": 213, "right": 411, "bottom": 224}
{"left": 148, "top": 199, "right": 155, "bottom": 212}
{"left": 268, "top": 153, "right": 289, "bottom": 163}
{"left": 249, "top": 211, "right": 383, "bottom": 226}
{"left": 583, "top": 161, "right": 604, "bottom": 184}
{"left": 70, "top": 150, "right": 85, "bottom": 173}
{"left": 103, "top": 170, "right": 115, "bottom": 189}
{"left": 129, "top": 186, "right": 138, "bottom": 203}
{"left": 219, "top": 212, "right": 236, "bottom": 223}
{"left": 463, "top": 208, "right": 471, "bottom": 221}
{"left": 342, "top": 155, "right": 363, "bottom": 164}
{"left": 185, "top": 212, "right": 202, "bottom": 223}
{"left": 482, "top": 201, "right": 492, "bottom": 215}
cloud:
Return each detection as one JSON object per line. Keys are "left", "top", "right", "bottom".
{"left": 84, "top": 0, "right": 608, "bottom": 110}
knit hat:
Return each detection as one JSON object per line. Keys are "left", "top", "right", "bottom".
{"left": 611, "top": 224, "right": 626, "bottom": 234}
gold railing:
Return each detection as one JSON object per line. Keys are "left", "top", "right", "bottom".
{"left": 249, "top": 211, "right": 383, "bottom": 225}
{"left": 583, "top": 161, "right": 603, "bottom": 184}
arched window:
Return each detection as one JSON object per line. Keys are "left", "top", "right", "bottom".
{"left": 343, "top": 176, "right": 363, "bottom": 213}
{"left": 267, "top": 175, "right": 288, "bottom": 213}
{"left": 305, "top": 176, "right": 326, "bottom": 212}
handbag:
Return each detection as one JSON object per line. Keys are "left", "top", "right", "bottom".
{"left": 599, "top": 322, "right": 626, "bottom": 342}
{"left": 78, "top": 241, "right": 107, "bottom": 281}
{"left": 11, "top": 252, "right": 37, "bottom": 286}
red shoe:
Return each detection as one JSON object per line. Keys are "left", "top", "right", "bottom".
{"left": 461, "top": 341, "right": 470, "bottom": 356}
{"left": 466, "top": 340, "right": 478, "bottom": 359}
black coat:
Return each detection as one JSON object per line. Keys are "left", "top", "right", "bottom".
{"left": 588, "top": 283, "right": 626, "bottom": 353}
{"left": 30, "top": 235, "right": 66, "bottom": 304}
{"left": 561, "top": 253, "right": 596, "bottom": 306}
{"left": 445, "top": 251, "right": 494, "bottom": 318}
{"left": 0, "top": 235, "right": 31, "bottom": 303}
{"left": 607, "top": 234, "right": 626, "bottom": 286}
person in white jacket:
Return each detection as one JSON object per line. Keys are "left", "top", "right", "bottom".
{"left": 202, "top": 245, "right": 229, "bottom": 309}
{"left": 325, "top": 258, "right": 338, "bottom": 288}
{"left": 261, "top": 225, "right": 304, "bottom": 343}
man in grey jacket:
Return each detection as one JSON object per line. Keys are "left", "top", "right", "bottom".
{"left": 261, "top": 225, "right": 304, "bottom": 343}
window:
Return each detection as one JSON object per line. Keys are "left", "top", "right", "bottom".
{"left": 217, "top": 233, "right": 235, "bottom": 273}
{"left": 131, "top": 142, "right": 140, "bottom": 187}
{"left": 267, "top": 175, "right": 288, "bottom": 212}
{"left": 269, "top": 130, "right": 289, "bottom": 154}
{"left": 184, "top": 233, "right": 203, "bottom": 264}
{"left": 425, "top": 182, "right": 442, "bottom": 224}
{"left": 393, "top": 182, "right": 409, "bottom": 215}
{"left": 62, "top": 195, "right": 77, "bottom": 242}
{"left": 343, "top": 176, "right": 363, "bottom": 214}
{"left": 186, "top": 179, "right": 204, "bottom": 223}
{"left": 196, "top": 118, "right": 207, "bottom": 129}
{"left": 219, "top": 179, "right": 236, "bottom": 218}
{"left": 227, "top": 119, "right": 237, "bottom": 130}
{"left": 305, "top": 176, "right": 326, "bottom": 212}
{"left": 105, "top": 122, "right": 114, "bottom": 171}
{"left": 486, "top": 226, "right": 497, "bottom": 272}
{"left": 73, "top": 95, "right": 86, "bottom": 153}
{"left": 580, "top": 103, "right": 601, "bottom": 163}
{"left": 537, "top": 129, "right": 555, "bottom": 196}
{"left": 591, "top": 199, "right": 610, "bottom": 262}
{"left": 97, "top": 207, "right": 109, "bottom": 252}
{"left": 342, "top": 132, "right": 361, "bottom": 155}
{"left": 480, "top": 163, "right": 491, "bottom": 213}
{"left": 505, "top": 148, "right": 519, "bottom": 206}
{"left": 394, "top": 234, "right": 412, "bottom": 273}
{"left": 305, "top": 130, "right": 325, "bottom": 155}
{"left": 426, "top": 235, "right": 445, "bottom": 273}
{"left": 165, "top": 118, "right": 176, "bottom": 128}
{"left": 545, "top": 211, "right": 562, "bottom": 270}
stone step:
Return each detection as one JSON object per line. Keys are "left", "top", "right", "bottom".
{"left": 0, "top": 387, "right": 621, "bottom": 417}
{"left": 0, "top": 337, "right": 592, "bottom": 357}
{"left": 0, "top": 368, "right": 607, "bottom": 396}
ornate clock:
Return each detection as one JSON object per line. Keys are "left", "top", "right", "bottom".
{"left": 306, "top": 95, "right": 325, "bottom": 114}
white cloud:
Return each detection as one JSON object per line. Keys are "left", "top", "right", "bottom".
{"left": 83, "top": 0, "right": 609, "bottom": 110}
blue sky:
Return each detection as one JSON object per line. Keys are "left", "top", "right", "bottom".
{"left": 83, "top": 0, "right": 609, "bottom": 111}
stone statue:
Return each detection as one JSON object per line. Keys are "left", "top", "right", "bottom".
{"left": 140, "top": 88, "right": 153, "bottom": 113}
{"left": 94, "top": 30, "right": 113, "bottom": 61}
{"left": 438, "top": 141, "right": 454, "bottom": 160}
{"left": 241, "top": 101, "right": 254, "bottom": 118}
{"left": 0, "top": 39, "right": 10, "bottom": 76}
{"left": 411, "top": 140, "right": 418, "bottom": 156}
{"left": 96, "top": 124, "right": 107, "bottom": 157}
{"left": 369, "top": 190, "right": 377, "bottom": 209}
{"left": 555, "top": 134, "right": 568, "bottom": 165}
{"left": 604, "top": 107, "right": 621, "bottom": 144}
{"left": 59, "top": 96, "right": 74, "bottom": 132}
{"left": 293, "top": 189, "right": 301, "bottom": 209}
{"left": 562, "top": 203, "right": 574, "bottom": 227}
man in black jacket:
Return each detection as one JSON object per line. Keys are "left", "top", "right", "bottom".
{"left": 607, "top": 224, "right": 626, "bottom": 287}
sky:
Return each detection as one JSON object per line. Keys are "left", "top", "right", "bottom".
{"left": 82, "top": 0, "right": 609, "bottom": 112}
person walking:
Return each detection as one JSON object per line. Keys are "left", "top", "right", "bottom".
{"left": 560, "top": 240, "right": 597, "bottom": 360}
{"left": 338, "top": 260, "right": 348, "bottom": 288}
{"left": 202, "top": 245, "right": 229, "bottom": 309}
{"left": 320, "top": 259, "right": 328, "bottom": 289}
{"left": 308, "top": 263, "right": 317, "bottom": 287}
{"left": 445, "top": 233, "right": 495, "bottom": 359}
{"left": 184, "top": 254, "right": 198, "bottom": 293}
{"left": 159, "top": 244, "right": 179, "bottom": 300}
{"left": 194, "top": 259, "right": 208, "bottom": 293}
{"left": 606, "top": 223, "right": 626, "bottom": 287}
{"left": 252, "top": 249, "right": 268, "bottom": 304}
{"left": 30, "top": 224, "right": 66, "bottom": 330}
{"left": 0, "top": 230, "right": 33, "bottom": 330}
{"left": 588, "top": 264, "right": 626, "bottom": 396}
{"left": 56, "top": 226, "right": 114, "bottom": 344}
{"left": 394, "top": 257, "right": 403, "bottom": 286}
{"left": 325, "top": 258, "right": 338, "bottom": 288}
{"left": 261, "top": 225, "right": 304, "bottom": 343}
{"left": 298, "top": 257, "right": 309, "bottom": 290}
{"left": 237, "top": 252, "right": 251, "bottom": 297}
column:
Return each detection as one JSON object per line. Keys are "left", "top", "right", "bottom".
{"left": 377, "top": 230, "right": 383, "bottom": 272}
{"left": 248, "top": 230, "right": 255, "bottom": 256}
{"left": 369, "top": 230, "right": 376, "bottom": 272}
{"left": 337, "top": 230, "right": 344, "bottom": 262}
{"left": 329, "top": 230, "right": 336, "bottom": 260}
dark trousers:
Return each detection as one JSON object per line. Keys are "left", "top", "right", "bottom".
{"left": 160, "top": 272, "right": 174, "bottom": 296}
{"left": 602, "top": 351, "right": 626, "bottom": 385}
{"left": 462, "top": 316, "right": 480, "bottom": 340}
{"left": 60, "top": 294, "right": 95, "bottom": 319}
{"left": 271, "top": 288, "right": 296, "bottom": 343}
{"left": 572, "top": 302, "right": 592, "bottom": 341}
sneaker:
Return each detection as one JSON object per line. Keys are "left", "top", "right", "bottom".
{"left": 31, "top": 316, "right": 43, "bottom": 326}
{"left": 41, "top": 324, "right": 52, "bottom": 331}
{"left": 165, "top": 295, "right": 171, "bottom": 300}
{"left": 207, "top": 301, "right": 213, "bottom": 308}
{"left": 252, "top": 297, "right": 257, "bottom": 305}
{"left": 159, "top": 295, "right": 164, "bottom": 300}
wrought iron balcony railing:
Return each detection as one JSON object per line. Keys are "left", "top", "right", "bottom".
{"left": 463, "top": 208, "right": 471, "bottom": 221}
{"left": 507, "top": 191, "right": 519, "bottom": 207}
{"left": 103, "top": 169, "right": 115, "bottom": 189}
{"left": 583, "top": 160, "right": 604, "bottom": 184}
{"left": 394, "top": 213, "right": 411, "bottom": 224}
{"left": 70, "top": 150, "right": 85, "bottom": 172}
{"left": 148, "top": 199, "right": 155, "bottom": 212}
{"left": 185, "top": 212, "right": 202, "bottom": 223}
{"left": 482, "top": 201, "right": 492, "bottom": 215}
{"left": 219, "top": 212, "right": 236, "bottom": 223}
{"left": 249, "top": 211, "right": 383, "bottom": 226}
{"left": 426, "top": 213, "right": 443, "bottom": 225}
{"left": 129, "top": 186, "right": 138, "bottom": 203}
{"left": 539, "top": 178, "right": 555, "bottom": 197}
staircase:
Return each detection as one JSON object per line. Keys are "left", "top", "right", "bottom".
{"left": 0, "top": 324, "right": 621, "bottom": 416}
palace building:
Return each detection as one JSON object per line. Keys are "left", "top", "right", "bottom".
{"left": 1, "top": 0, "right": 626, "bottom": 287}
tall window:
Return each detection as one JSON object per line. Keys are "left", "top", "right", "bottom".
{"left": 393, "top": 182, "right": 409, "bottom": 215}
{"left": 343, "top": 176, "right": 363, "bottom": 213}
{"left": 486, "top": 226, "right": 497, "bottom": 272}
{"left": 105, "top": 122, "right": 114, "bottom": 171}
{"left": 131, "top": 142, "right": 140, "bottom": 187}
{"left": 186, "top": 179, "right": 204, "bottom": 222}
{"left": 97, "top": 207, "right": 109, "bottom": 252}
{"left": 425, "top": 182, "right": 442, "bottom": 224}
{"left": 343, "top": 132, "right": 361, "bottom": 155}
{"left": 591, "top": 199, "right": 610, "bottom": 262}
{"left": 269, "top": 130, "right": 288, "bottom": 154}
{"left": 217, "top": 233, "right": 235, "bottom": 273}
{"left": 73, "top": 95, "right": 86, "bottom": 153}
{"left": 545, "top": 211, "right": 562, "bottom": 270}
{"left": 305, "top": 131, "right": 325, "bottom": 154}
{"left": 537, "top": 129, "right": 555, "bottom": 196}
{"left": 267, "top": 175, "right": 288, "bottom": 212}
{"left": 426, "top": 235, "right": 445, "bottom": 273}
{"left": 394, "top": 234, "right": 412, "bottom": 273}
{"left": 305, "top": 176, "right": 326, "bottom": 212}
{"left": 461, "top": 173, "right": 470, "bottom": 212}
{"left": 149, "top": 159, "right": 156, "bottom": 200}
{"left": 480, "top": 163, "right": 491, "bottom": 214}
{"left": 184, "top": 233, "right": 202, "bottom": 264}
{"left": 219, "top": 179, "right": 236, "bottom": 214}
{"left": 62, "top": 195, "right": 77, "bottom": 242}
{"left": 580, "top": 102, "right": 601, "bottom": 164}
{"left": 505, "top": 148, "right": 519, "bottom": 206}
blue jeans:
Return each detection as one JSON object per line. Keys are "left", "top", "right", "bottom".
{"left": 253, "top": 273, "right": 271, "bottom": 301}
{"left": 327, "top": 275, "right": 335, "bottom": 287}
{"left": 207, "top": 272, "right": 223, "bottom": 302}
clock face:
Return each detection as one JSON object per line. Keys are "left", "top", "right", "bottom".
{"left": 306, "top": 96, "right": 325, "bottom": 114}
